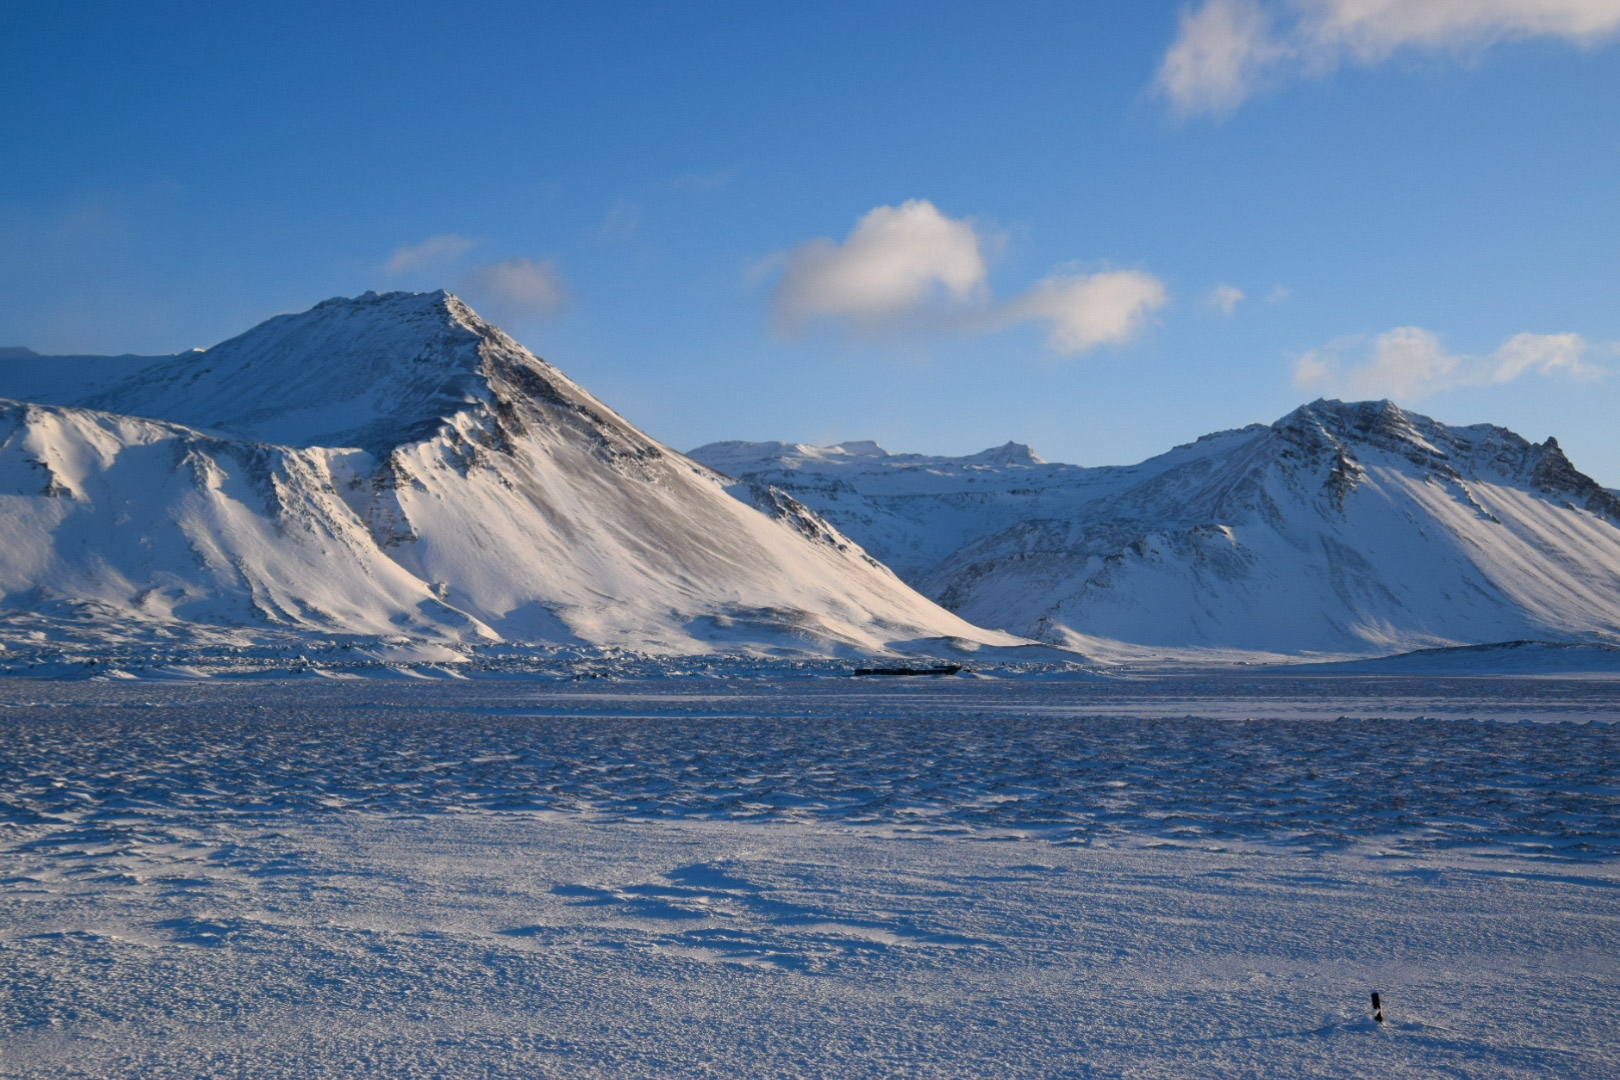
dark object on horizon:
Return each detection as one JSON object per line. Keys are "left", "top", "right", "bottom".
{"left": 1371, "top": 992, "right": 1384, "bottom": 1024}
{"left": 852, "top": 664, "right": 965, "bottom": 677}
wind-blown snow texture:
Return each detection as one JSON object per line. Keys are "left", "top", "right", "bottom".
{"left": 693, "top": 401, "right": 1620, "bottom": 657}
{"left": 0, "top": 292, "right": 1021, "bottom": 659}
{"left": 1295, "top": 639, "right": 1620, "bottom": 676}
{"left": 2, "top": 676, "right": 1616, "bottom": 1079}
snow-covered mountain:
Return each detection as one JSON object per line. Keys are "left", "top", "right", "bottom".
{"left": 0, "top": 291, "right": 1026, "bottom": 658}
{"left": 691, "top": 400, "right": 1620, "bottom": 656}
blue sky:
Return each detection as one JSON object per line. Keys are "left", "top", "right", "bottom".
{"left": 4, "top": 1, "right": 1618, "bottom": 482}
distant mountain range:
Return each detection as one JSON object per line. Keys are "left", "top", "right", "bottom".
{"left": 0, "top": 292, "right": 1019, "bottom": 659}
{"left": 692, "top": 400, "right": 1620, "bottom": 657}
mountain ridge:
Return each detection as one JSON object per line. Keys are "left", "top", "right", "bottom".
{"left": 691, "top": 399, "right": 1620, "bottom": 656}
{"left": 10, "top": 292, "right": 1617, "bottom": 664}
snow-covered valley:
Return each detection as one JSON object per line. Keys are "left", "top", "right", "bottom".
{"left": 2, "top": 675, "right": 1617, "bottom": 1079}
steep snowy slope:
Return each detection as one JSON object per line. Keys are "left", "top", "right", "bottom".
{"left": 0, "top": 292, "right": 1024, "bottom": 657}
{"left": 692, "top": 401, "right": 1620, "bottom": 655}
{"left": 0, "top": 402, "right": 467, "bottom": 641}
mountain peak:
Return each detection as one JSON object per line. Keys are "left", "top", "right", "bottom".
{"left": 831, "top": 440, "right": 890, "bottom": 458}
{"left": 964, "top": 441, "right": 1045, "bottom": 467}
{"left": 73, "top": 290, "right": 516, "bottom": 452}
{"left": 1288, "top": 397, "right": 1417, "bottom": 436}
{"left": 1274, "top": 398, "right": 1458, "bottom": 463}
{"left": 1266, "top": 399, "right": 1620, "bottom": 524}
{"left": 313, "top": 287, "right": 455, "bottom": 309}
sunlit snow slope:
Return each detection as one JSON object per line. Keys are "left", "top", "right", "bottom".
{"left": 0, "top": 292, "right": 1022, "bottom": 656}
{"left": 692, "top": 400, "right": 1620, "bottom": 655}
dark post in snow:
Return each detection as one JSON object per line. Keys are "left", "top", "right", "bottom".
{"left": 1370, "top": 992, "right": 1384, "bottom": 1024}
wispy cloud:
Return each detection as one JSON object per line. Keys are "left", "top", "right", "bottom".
{"left": 386, "top": 236, "right": 568, "bottom": 319}
{"left": 1292, "top": 326, "right": 1610, "bottom": 399}
{"left": 767, "top": 200, "right": 1166, "bottom": 355}
{"left": 598, "top": 199, "right": 642, "bottom": 243}
{"left": 1004, "top": 271, "right": 1169, "bottom": 354}
{"left": 1207, "top": 283, "right": 1246, "bottom": 316}
{"left": 385, "top": 233, "right": 478, "bottom": 274}
{"left": 459, "top": 257, "right": 570, "bottom": 316}
{"left": 1157, "top": 0, "right": 1620, "bottom": 117}
{"left": 1157, "top": 0, "right": 1285, "bottom": 117}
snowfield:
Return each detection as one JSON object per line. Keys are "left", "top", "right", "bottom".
{"left": 3, "top": 674, "right": 1616, "bottom": 1078}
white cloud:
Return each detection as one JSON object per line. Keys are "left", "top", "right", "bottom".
{"left": 1488, "top": 331, "right": 1603, "bottom": 382}
{"left": 1158, "top": 0, "right": 1620, "bottom": 116}
{"left": 773, "top": 200, "right": 988, "bottom": 329}
{"left": 459, "top": 258, "right": 570, "bottom": 316}
{"left": 1157, "top": 0, "right": 1284, "bottom": 117}
{"left": 1292, "top": 326, "right": 1608, "bottom": 399}
{"left": 1265, "top": 284, "right": 1292, "bottom": 304}
{"left": 1307, "top": 0, "right": 1620, "bottom": 62}
{"left": 1208, "top": 283, "right": 1246, "bottom": 316}
{"left": 385, "top": 234, "right": 477, "bottom": 274}
{"left": 1005, "top": 271, "right": 1169, "bottom": 354}
{"left": 767, "top": 201, "right": 1166, "bottom": 356}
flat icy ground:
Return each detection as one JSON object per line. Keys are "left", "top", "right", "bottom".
{"left": 2, "top": 676, "right": 1617, "bottom": 1079}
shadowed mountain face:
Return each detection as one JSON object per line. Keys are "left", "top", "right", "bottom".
{"left": 0, "top": 292, "right": 1022, "bottom": 657}
{"left": 692, "top": 399, "right": 1620, "bottom": 655}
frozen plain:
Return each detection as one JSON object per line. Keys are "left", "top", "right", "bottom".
{"left": 2, "top": 672, "right": 1617, "bottom": 1079}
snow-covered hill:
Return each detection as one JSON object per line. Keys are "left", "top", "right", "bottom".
{"left": 691, "top": 400, "right": 1620, "bottom": 656}
{"left": 0, "top": 292, "right": 1026, "bottom": 658}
